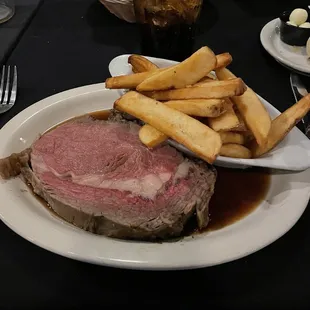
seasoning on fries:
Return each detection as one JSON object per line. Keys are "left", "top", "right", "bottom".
{"left": 141, "top": 78, "right": 247, "bottom": 100}
{"left": 164, "top": 99, "right": 226, "bottom": 117}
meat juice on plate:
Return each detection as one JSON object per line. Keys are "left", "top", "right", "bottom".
{"left": 206, "top": 167, "right": 270, "bottom": 231}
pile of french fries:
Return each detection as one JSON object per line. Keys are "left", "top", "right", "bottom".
{"left": 106, "top": 46, "right": 310, "bottom": 164}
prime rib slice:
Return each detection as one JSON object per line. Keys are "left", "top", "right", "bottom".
{"left": 0, "top": 114, "right": 217, "bottom": 240}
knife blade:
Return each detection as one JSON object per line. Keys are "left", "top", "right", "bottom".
{"left": 289, "top": 72, "right": 310, "bottom": 137}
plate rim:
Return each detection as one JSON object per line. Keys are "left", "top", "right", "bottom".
{"left": 0, "top": 83, "right": 310, "bottom": 270}
{"left": 260, "top": 18, "right": 310, "bottom": 74}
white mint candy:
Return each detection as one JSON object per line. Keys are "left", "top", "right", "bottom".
{"left": 289, "top": 8, "right": 308, "bottom": 26}
{"left": 307, "top": 37, "right": 310, "bottom": 56}
{"left": 287, "top": 21, "right": 297, "bottom": 27}
{"left": 300, "top": 22, "right": 310, "bottom": 28}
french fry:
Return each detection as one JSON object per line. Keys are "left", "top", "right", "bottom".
{"left": 107, "top": 47, "right": 310, "bottom": 161}
{"left": 142, "top": 78, "right": 247, "bottom": 100}
{"left": 107, "top": 50, "right": 231, "bottom": 90}
{"left": 206, "top": 99, "right": 240, "bottom": 131}
{"left": 129, "top": 52, "right": 231, "bottom": 74}
{"left": 139, "top": 124, "right": 167, "bottom": 148}
{"left": 105, "top": 68, "right": 167, "bottom": 89}
{"left": 215, "top": 53, "right": 232, "bottom": 69}
{"left": 232, "top": 108, "right": 248, "bottom": 132}
{"left": 216, "top": 67, "right": 271, "bottom": 146}
{"left": 128, "top": 55, "right": 158, "bottom": 73}
{"left": 250, "top": 94, "right": 310, "bottom": 157}
{"left": 136, "top": 46, "right": 217, "bottom": 91}
{"left": 195, "top": 76, "right": 216, "bottom": 84}
{"left": 235, "top": 129, "right": 255, "bottom": 144}
{"left": 220, "top": 144, "right": 252, "bottom": 159}
{"left": 194, "top": 74, "right": 217, "bottom": 86}
{"left": 165, "top": 99, "right": 226, "bottom": 117}
{"left": 114, "top": 91, "right": 222, "bottom": 163}
{"left": 106, "top": 71, "right": 153, "bottom": 89}
{"left": 139, "top": 99, "right": 225, "bottom": 148}
{"left": 170, "top": 53, "right": 232, "bottom": 81}
{"left": 219, "top": 132, "right": 246, "bottom": 145}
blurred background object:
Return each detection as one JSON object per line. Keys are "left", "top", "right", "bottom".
{"left": 133, "top": 0, "right": 203, "bottom": 61}
{"left": 99, "top": 0, "right": 135, "bottom": 23}
{"left": 99, "top": 0, "right": 203, "bottom": 61}
{"left": 0, "top": 0, "right": 14, "bottom": 24}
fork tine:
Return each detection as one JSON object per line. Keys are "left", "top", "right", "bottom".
{"left": 9, "top": 66, "right": 17, "bottom": 105}
{"left": 2, "top": 66, "right": 10, "bottom": 105}
{"left": 0, "top": 66, "right": 5, "bottom": 104}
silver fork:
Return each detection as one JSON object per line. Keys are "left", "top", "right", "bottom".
{"left": 0, "top": 65, "right": 17, "bottom": 114}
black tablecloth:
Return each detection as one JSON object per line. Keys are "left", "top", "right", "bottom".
{"left": 0, "top": 0, "right": 42, "bottom": 65}
{"left": 1, "top": 0, "right": 310, "bottom": 309}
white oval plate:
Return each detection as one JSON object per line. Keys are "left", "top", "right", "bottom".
{"left": 109, "top": 54, "right": 310, "bottom": 171}
{"left": 0, "top": 83, "right": 310, "bottom": 270}
{"left": 260, "top": 18, "right": 310, "bottom": 75}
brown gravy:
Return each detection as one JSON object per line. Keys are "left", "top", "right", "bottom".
{"left": 31, "top": 110, "right": 271, "bottom": 235}
{"left": 206, "top": 167, "right": 270, "bottom": 231}
{"left": 89, "top": 110, "right": 111, "bottom": 120}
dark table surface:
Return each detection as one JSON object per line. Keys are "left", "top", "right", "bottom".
{"left": 0, "top": 0, "right": 42, "bottom": 66}
{"left": 1, "top": 0, "right": 310, "bottom": 309}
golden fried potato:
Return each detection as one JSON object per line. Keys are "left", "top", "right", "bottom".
{"left": 106, "top": 71, "right": 153, "bottom": 89}
{"left": 105, "top": 68, "right": 167, "bottom": 89}
{"left": 232, "top": 108, "right": 248, "bottom": 132}
{"left": 129, "top": 52, "right": 231, "bottom": 74}
{"left": 128, "top": 55, "right": 158, "bottom": 73}
{"left": 220, "top": 144, "right": 252, "bottom": 159}
{"left": 141, "top": 78, "right": 247, "bottom": 100}
{"left": 139, "top": 124, "right": 167, "bottom": 148}
{"left": 195, "top": 76, "right": 216, "bottom": 85}
{"left": 251, "top": 94, "right": 310, "bottom": 157}
{"left": 114, "top": 91, "right": 222, "bottom": 163}
{"left": 136, "top": 46, "right": 217, "bottom": 91}
{"left": 215, "top": 53, "right": 232, "bottom": 69}
{"left": 106, "top": 51, "right": 231, "bottom": 90}
{"left": 216, "top": 67, "right": 271, "bottom": 146}
{"left": 165, "top": 99, "right": 226, "bottom": 117}
{"left": 206, "top": 99, "right": 240, "bottom": 131}
{"left": 219, "top": 132, "right": 246, "bottom": 145}
{"left": 139, "top": 99, "right": 225, "bottom": 148}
